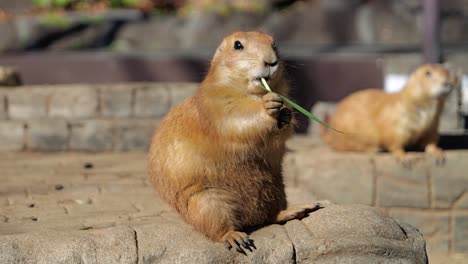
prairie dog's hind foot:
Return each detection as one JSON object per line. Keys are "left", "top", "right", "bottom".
{"left": 390, "top": 147, "right": 414, "bottom": 169}
{"left": 222, "top": 231, "right": 255, "bottom": 254}
{"left": 425, "top": 144, "right": 446, "bottom": 166}
{"left": 275, "top": 202, "right": 325, "bottom": 223}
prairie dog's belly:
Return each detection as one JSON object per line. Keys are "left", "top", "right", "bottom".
{"left": 204, "top": 158, "right": 285, "bottom": 226}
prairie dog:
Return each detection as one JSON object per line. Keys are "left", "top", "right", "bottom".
{"left": 321, "top": 64, "right": 457, "bottom": 165}
{"left": 148, "top": 31, "right": 318, "bottom": 252}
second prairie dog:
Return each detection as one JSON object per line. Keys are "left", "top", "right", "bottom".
{"left": 148, "top": 31, "right": 319, "bottom": 252}
{"left": 321, "top": 64, "right": 457, "bottom": 165}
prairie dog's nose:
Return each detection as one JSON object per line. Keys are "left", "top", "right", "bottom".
{"left": 264, "top": 60, "right": 278, "bottom": 67}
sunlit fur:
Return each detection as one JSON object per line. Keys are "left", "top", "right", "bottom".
{"left": 321, "top": 64, "right": 458, "bottom": 163}
{"left": 148, "top": 32, "right": 296, "bottom": 243}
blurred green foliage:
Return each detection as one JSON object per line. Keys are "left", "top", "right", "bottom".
{"left": 109, "top": 0, "right": 140, "bottom": 8}
{"left": 37, "top": 12, "right": 71, "bottom": 28}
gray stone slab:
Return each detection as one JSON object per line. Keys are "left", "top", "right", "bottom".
{"left": 0, "top": 227, "right": 137, "bottom": 264}
{"left": 99, "top": 85, "right": 133, "bottom": 118}
{"left": 439, "top": 83, "right": 463, "bottom": 133}
{"left": 299, "top": 205, "right": 427, "bottom": 263}
{"left": 70, "top": 120, "right": 113, "bottom": 151}
{"left": 49, "top": 85, "right": 98, "bottom": 118}
{"left": 7, "top": 87, "right": 50, "bottom": 119}
{"left": 0, "top": 121, "right": 24, "bottom": 151}
{"left": 432, "top": 151, "right": 468, "bottom": 208}
{"left": 113, "top": 119, "right": 160, "bottom": 151}
{"left": 133, "top": 216, "right": 239, "bottom": 264}
{"left": 168, "top": 82, "right": 198, "bottom": 107}
{"left": 375, "top": 154, "right": 430, "bottom": 208}
{"left": 134, "top": 84, "right": 170, "bottom": 117}
{"left": 302, "top": 205, "right": 405, "bottom": 240}
{"left": 0, "top": 92, "right": 6, "bottom": 119}
{"left": 294, "top": 150, "right": 374, "bottom": 205}
{"left": 27, "top": 119, "right": 68, "bottom": 151}
{"left": 455, "top": 214, "right": 468, "bottom": 253}
{"left": 284, "top": 219, "right": 314, "bottom": 262}
{"left": 389, "top": 209, "right": 450, "bottom": 254}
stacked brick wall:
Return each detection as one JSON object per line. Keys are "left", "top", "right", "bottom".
{"left": 0, "top": 83, "right": 198, "bottom": 152}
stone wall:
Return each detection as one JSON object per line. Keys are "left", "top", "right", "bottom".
{"left": 283, "top": 138, "right": 468, "bottom": 259}
{"left": 0, "top": 83, "right": 197, "bottom": 152}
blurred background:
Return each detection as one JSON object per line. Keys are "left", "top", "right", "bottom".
{"left": 0, "top": 1, "right": 467, "bottom": 263}
{"left": 1, "top": 0, "right": 467, "bottom": 133}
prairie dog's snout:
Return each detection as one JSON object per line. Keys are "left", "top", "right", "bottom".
{"left": 420, "top": 65, "right": 454, "bottom": 98}
{"left": 262, "top": 53, "right": 279, "bottom": 80}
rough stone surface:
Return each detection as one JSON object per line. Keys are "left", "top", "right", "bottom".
{"left": 134, "top": 84, "right": 171, "bottom": 117}
{"left": 455, "top": 214, "right": 468, "bottom": 253}
{"left": 99, "top": 85, "right": 133, "bottom": 118}
{"left": 0, "top": 227, "right": 137, "bottom": 264}
{"left": 7, "top": 87, "right": 50, "bottom": 119}
{"left": 0, "top": 152, "right": 430, "bottom": 264}
{"left": 293, "top": 148, "right": 374, "bottom": 205}
{"left": 113, "top": 119, "right": 160, "bottom": 151}
{"left": 303, "top": 204, "right": 405, "bottom": 240}
{"left": 70, "top": 120, "right": 113, "bottom": 151}
{"left": 439, "top": 86, "right": 462, "bottom": 133}
{"left": 0, "top": 121, "right": 24, "bottom": 151}
{"left": 375, "top": 155, "right": 430, "bottom": 208}
{"left": 0, "top": 92, "right": 6, "bottom": 119}
{"left": 432, "top": 151, "right": 468, "bottom": 208}
{"left": 168, "top": 82, "right": 198, "bottom": 107}
{"left": 49, "top": 85, "right": 98, "bottom": 118}
{"left": 389, "top": 210, "right": 450, "bottom": 255}
{"left": 27, "top": 119, "right": 68, "bottom": 151}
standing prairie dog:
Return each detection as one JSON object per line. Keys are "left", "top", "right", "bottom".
{"left": 148, "top": 31, "right": 319, "bottom": 252}
{"left": 321, "top": 64, "right": 457, "bottom": 165}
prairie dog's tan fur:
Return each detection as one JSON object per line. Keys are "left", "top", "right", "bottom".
{"left": 321, "top": 64, "right": 457, "bottom": 164}
{"left": 148, "top": 31, "right": 318, "bottom": 251}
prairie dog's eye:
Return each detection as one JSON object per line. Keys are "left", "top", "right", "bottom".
{"left": 234, "top": 40, "right": 244, "bottom": 50}
{"left": 425, "top": 70, "right": 432, "bottom": 77}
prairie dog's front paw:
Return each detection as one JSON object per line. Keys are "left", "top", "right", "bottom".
{"left": 263, "top": 92, "right": 283, "bottom": 116}
{"left": 277, "top": 107, "right": 292, "bottom": 128}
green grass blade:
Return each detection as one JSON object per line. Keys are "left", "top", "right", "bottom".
{"left": 260, "top": 78, "right": 272, "bottom": 92}
{"left": 260, "top": 78, "right": 345, "bottom": 134}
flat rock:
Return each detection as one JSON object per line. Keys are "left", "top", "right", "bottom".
{"left": 0, "top": 204, "right": 428, "bottom": 264}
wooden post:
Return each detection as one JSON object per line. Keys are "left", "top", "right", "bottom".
{"left": 423, "top": 0, "right": 441, "bottom": 63}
